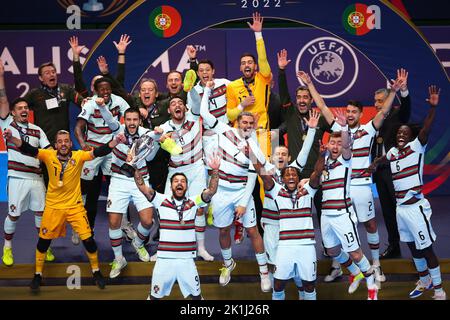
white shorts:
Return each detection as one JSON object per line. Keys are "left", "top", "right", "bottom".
{"left": 150, "top": 258, "right": 201, "bottom": 299}
{"left": 350, "top": 184, "right": 375, "bottom": 223}
{"left": 263, "top": 223, "right": 279, "bottom": 265}
{"left": 107, "top": 176, "right": 153, "bottom": 214}
{"left": 321, "top": 208, "right": 361, "bottom": 252}
{"left": 397, "top": 198, "right": 436, "bottom": 250}
{"left": 274, "top": 245, "right": 317, "bottom": 282}
{"left": 211, "top": 185, "right": 256, "bottom": 228}
{"left": 165, "top": 163, "right": 207, "bottom": 197}
{"left": 81, "top": 154, "right": 112, "bottom": 181}
{"left": 8, "top": 177, "right": 46, "bottom": 216}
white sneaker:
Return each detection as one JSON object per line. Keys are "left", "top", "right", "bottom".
{"left": 348, "top": 272, "right": 365, "bottom": 294}
{"left": 260, "top": 272, "right": 272, "bottom": 292}
{"left": 132, "top": 240, "right": 150, "bottom": 262}
{"left": 198, "top": 249, "right": 214, "bottom": 261}
{"left": 324, "top": 267, "right": 343, "bottom": 283}
{"left": 374, "top": 265, "right": 386, "bottom": 283}
{"left": 219, "top": 259, "right": 236, "bottom": 286}
{"left": 409, "top": 279, "right": 433, "bottom": 298}
{"left": 109, "top": 256, "right": 127, "bottom": 278}
{"left": 150, "top": 253, "right": 157, "bottom": 262}
{"left": 432, "top": 290, "right": 447, "bottom": 300}
{"left": 71, "top": 231, "right": 80, "bottom": 246}
{"left": 122, "top": 222, "right": 137, "bottom": 242}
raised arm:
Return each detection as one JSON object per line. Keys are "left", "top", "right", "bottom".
{"left": 200, "top": 81, "right": 219, "bottom": 127}
{"left": 334, "top": 109, "right": 352, "bottom": 160}
{"left": 277, "top": 49, "right": 293, "bottom": 111}
{"left": 69, "top": 36, "right": 88, "bottom": 97}
{"left": 248, "top": 12, "right": 271, "bottom": 78}
{"left": 309, "top": 142, "right": 326, "bottom": 188}
{"left": 247, "top": 142, "right": 275, "bottom": 191}
{"left": 372, "top": 77, "right": 404, "bottom": 130}
{"left": 418, "top": 85, "right": 439, "bottom": 145}
{"left": 201, "top": 152, "right": 221, "bottom": 203}
{"left": 134, "top": 165, "right": 156, "bottom": 201}
{"left": 186, "top": 45, "right": 199, "bottom": 72}
{"left": 297, "top": 71, "right": 334, "bottom": 125}
{"left": 113, "top": 34, "right": 131, "bottom": 86}
{"left": 0, "top": 59, "right": 10, "bottom": 119}
{"left": 294, "top": 109, "right": 319, "bottom": 169}
{"left": 397, "top": 68, "right": 411, "bottom": 123}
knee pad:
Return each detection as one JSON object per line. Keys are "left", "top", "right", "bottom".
{"left": 37, "top": 238, "right": 52, "bottom": 253}
{"left": 82, "top": 237, "right": 98, "bottom": 253}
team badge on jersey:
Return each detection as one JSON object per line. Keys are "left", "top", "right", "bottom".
{"left": 153, "top": 285, "right": 160, "bottom": 294}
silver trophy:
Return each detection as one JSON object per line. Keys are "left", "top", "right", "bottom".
{"left": 120, "top": 132, "right": 156, "bottom": 178}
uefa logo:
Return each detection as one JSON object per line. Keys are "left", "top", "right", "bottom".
{"left": 295, "top": 37, "right": 359, "bottom": 99}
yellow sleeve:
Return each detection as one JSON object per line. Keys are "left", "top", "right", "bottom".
{"left": 256, "top": 38, "right": 272, "bottom": 79}
{"left": 226, "top": 84, "right": 241, "bottom": 122}
{"left": 37, "top": 149, "right": 51, "bottom": 162}
{"left": 80, "top": 150, "right": 95, "bottom": 162}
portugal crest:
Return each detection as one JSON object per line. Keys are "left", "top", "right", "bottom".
{"left": 149, "top": 5, "right": 182, "bottom": 38}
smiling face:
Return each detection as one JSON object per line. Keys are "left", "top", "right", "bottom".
{"left": 240, "top": 55, "right": 257, "bottom": 80}
{"left": 171, "top": 174, "right": 188, "bottom": 199}
{"left": 346, "top": 104, "right": 362, "bottom": 128}
{"left": 11, "top": 100, "right": 30, "bottom": 124}
{"left": 327, "top": 134, "right": 343, "bottom": 160}
{"left": 124, "top": 110, "right": 140, "bottom": 135}
{"left": 197, "top": 62, "right": 215, "bottom": 86}
{"left": 166, "top": 72, "right": 182, "bottom": 95}
{"left": 139, "top": 81, "right": 158, "bottom": 107}
{"left": 296, "top": 88, "right": 313, "bottom": 115}
{"left": 282, "top": 167, "right": 300, "bottom": 192}
{"left": 168, "top": 97, "right": 186, "bottom": 123}
{"left": 396, "top": 125, "right": 413, "bottom": 149}
{"left": 55, "top": 132, "right": 72, "bottom": 157}
{"left": 96, "top": 81, "right": 112, "bottom": 104}
{"left": 39, "top": 65, "right": 58, "bottom": 88}
{"left": 272, "top": 146, "right": 291, "bottom": 170}
{"left": 237, "top": 114, "right": 255, "bottom": 139}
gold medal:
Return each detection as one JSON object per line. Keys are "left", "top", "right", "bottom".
{"left": 322, "top": 170, "right": 329, "bottom": 180}
{"left": 180, "top": 219, "right": 185, "bottom": 225}
{"left": 377, "top": 137, "right": 383, "bottom": 144}
{"left": 57, "top": 180, "right": 64, "bottom": 188}
{"left": 302, "top": 134, "right": 306, "bottom": 141}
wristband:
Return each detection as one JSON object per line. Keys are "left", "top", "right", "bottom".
{"left": 118, "top": 53, "right": 125, "bottom": 56}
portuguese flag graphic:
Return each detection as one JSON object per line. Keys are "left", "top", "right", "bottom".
{"left": 149, "top": 5, "right": 182, "bottom": 38}
{"left": 342, "top": 3, "right": 371, "bottom": 35}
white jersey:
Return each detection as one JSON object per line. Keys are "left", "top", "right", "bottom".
{"left": 333, "top": 121, "right": 376, "bottom": 185}
{"left": 150, "top": 192, "right": 208, "bottom": 259}
{"left": 386, "top": 137, "right": 425, "bottom": 205}
{"left": 160, "top": 112, "right": 203, "bottom": 170}
{"left": 0, "top": 116, "right": 50, "bottom": 180}
{"left": 261, "top": 169, "right": 282, "bottom": 225}
{"left": 188, "top": 78, "right": 230, "bottom": 129}
{"left": 321, "top": 155, "right": 352, "bottom": 216}
{"left": 208, "top": 121, "right": 265, "bottom": 189}
{"left": 110, "top": 124, "right": 152, "bottom": 180}
{"left": 267, "top": 182, "right": 317, "bottom": 246}
{"left": 78, "top": 94, "right": 129, "bottom": 148}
